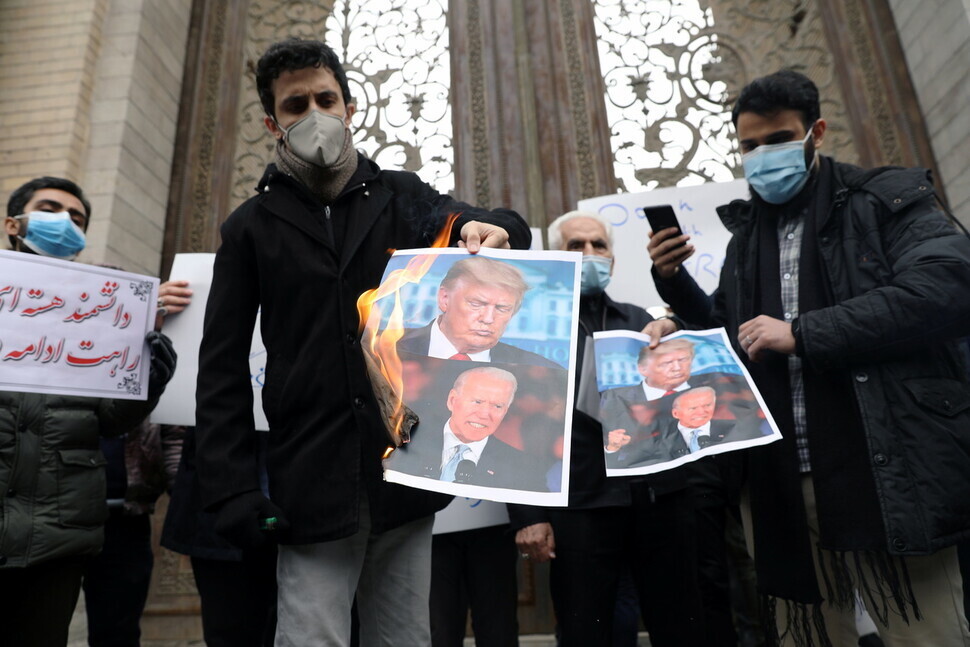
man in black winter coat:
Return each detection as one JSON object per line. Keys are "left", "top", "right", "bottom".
{"left": 0, "top": 176, "right": 177, "bottom": 647}
{"left": 510, "top": 210, "right": 706, "bottom": 647}
{"left": 648, "top": 69, "right": 970, "bottom": 646}
{"left": 193, "top": 38, "right": 530, "bottom": 647}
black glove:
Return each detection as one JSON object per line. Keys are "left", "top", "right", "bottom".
{"left": 146, "top": 330, "right": 177, "bottom": 393}
{"left": 214, "top": 490, "right": 290, "bottom": 549}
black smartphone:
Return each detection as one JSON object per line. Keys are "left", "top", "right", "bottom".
{"left": 643, "top": 204, "right": 685, "bottom": 247}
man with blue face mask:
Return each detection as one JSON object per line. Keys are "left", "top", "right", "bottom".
{"left": 4, "top": 176, "right": 90, "bottom": 259}
{"left": 0, "top": 176, "right": 178, "bottom": 646}
{"left": 646, "top": 70, "right": 970, "bottom": 646}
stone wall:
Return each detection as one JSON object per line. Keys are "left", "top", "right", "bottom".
{"left": 0, "top": 0, "right": 105, "bottom": 198}
{"left": 889, "top": 0, "right": 970, "bottom": 221}
{"left": 0, "top": 0, "right": 191, "bottom": 274}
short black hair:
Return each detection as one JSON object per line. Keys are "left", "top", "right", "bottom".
{"left": 7, "top": 176, "right": 91, "bottom": 249}
{"left": 731, "top": 69, "right": 820, "bottom": 131}
{"left": 256, "top": 38, "right": 353, "bottom": 119}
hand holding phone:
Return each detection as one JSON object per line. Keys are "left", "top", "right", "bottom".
{"left": 644, "top": 204, "right": 694, "bottom": 279}
{"left": 643, "top": 205, "right": 684, "bottom": 244}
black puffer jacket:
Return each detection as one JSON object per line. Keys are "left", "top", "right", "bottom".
{"left": 196, "top": 156, "right": 530, "bottom": 544}
{"left": 0, "top": 392, "right": 160, "bottom": 568}
{"left": 657, "top": 158, "right": 970, "bottom": 554}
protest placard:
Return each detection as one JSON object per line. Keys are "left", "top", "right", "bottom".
{"left": 0, "top": 250, "right": 157, "bottom": 400}
{"left": 149, "top": 253, "right": 268, "bottom": 429}
{"left": 577, "top": 179, "right": 749, "bottom": 311}
{"left": 594, "top": 328, "right": 781, "bottom": 476}
{"left": 433, "top": 498, "right": 510, "bottom": 535}
{"left": 368, "top": 247, "right": 580, "bottom": 507}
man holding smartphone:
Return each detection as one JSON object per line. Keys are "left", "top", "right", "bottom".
{"left": 511, "top": 210, "right": 707, "bottom": 647}
{"left": 646, "top": 69, "right": 970, "bottom": 646}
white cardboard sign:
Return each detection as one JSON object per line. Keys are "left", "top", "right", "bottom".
{"left": 149, "top": 253, "right": 268, "bottom": 429}
{"left": 0, "top": 250, "right": 157, "bottom": 400}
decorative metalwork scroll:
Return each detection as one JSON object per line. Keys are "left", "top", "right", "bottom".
{"left": 704, "top": 1, "right": 856, "bottom": 166}
{"left": 591, "top": 0, "right": 860, "bottom": 193}
{"left": 592, "top": 0, "right": 741, "bottom": 191}
{"left": 326, "top": 0, "right": 454, "bottom": 193}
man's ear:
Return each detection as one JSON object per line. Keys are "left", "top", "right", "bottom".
{"left": 609, "top": 255, "right": 615, "bottom": 276}
{"left": 344, "top": 103, "right": 357, "bottom": 127}
{"left": 811, "top": 118, "right": 827, "bottom": 150}
{"left": 264, "top": 115, "right": 284, "bottom": 141}
{"left": 446, "top": 388, "right": 457, "bottom": 414}
{"left": 4, "top": 216, "right": 21, "bottom": 238}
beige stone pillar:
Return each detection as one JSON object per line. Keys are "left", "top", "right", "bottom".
{"left": 0, "top": 0, "right": 192, "bottom": 276}
{"left": 450, "top": 0, "right": 617, "bottom": 234}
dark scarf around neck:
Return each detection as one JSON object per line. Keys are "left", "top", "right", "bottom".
{"left": 274, "top": 129, "right": 358, "bottom": 205}
{"left": 743, "top": 158, "right": 919, "bottom": 646}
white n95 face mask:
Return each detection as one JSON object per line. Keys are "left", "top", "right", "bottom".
{"left": 281, "top": 111, "right": 348, "bottom": 168}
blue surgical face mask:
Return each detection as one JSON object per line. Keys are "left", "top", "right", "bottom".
{"left": 15, "top": 211, "right": 87, "bottom": 259}
{"left": 580, "top": 255, "right": 612, "bottom": 295}
{"left": 742, "top": 127, "right": 816, "bottom": 205}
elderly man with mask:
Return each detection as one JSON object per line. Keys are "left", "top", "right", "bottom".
{"left": 508, "top": 210, "right": 705, "bottom": 647}
{"left": 194, "top": 38, "right": 530, "bottom": 647}
{"left": 0, "top": 176, "right": 177, "bottom": 647}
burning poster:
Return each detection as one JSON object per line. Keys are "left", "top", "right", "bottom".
{"left": 360, "top": 247, "right": 579, "bottom": 506}
{"left": 594, "top": 328, "right": 782, "bottom": 476}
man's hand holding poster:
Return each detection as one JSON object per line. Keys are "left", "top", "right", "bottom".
{"left": 594, "top": 328, "right": 781, "bottom": 476}
{"left": 364, "top": 248, "right": 579, "bottom": 507}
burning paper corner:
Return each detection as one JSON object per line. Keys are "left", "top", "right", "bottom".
{"left": 356, "top": 213, "right": 462, "bottom": 448}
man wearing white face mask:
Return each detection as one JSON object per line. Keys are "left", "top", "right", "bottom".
{"left": 646, "top": 70, "right": 970, "bottom": 646}
{"left": 194, "top": 38, "right": 530, "bottom": 647}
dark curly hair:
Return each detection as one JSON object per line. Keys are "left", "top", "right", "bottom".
{"left": 256, "top": 38, "right": 353, "bottom": 119}
{"left": 731, "top": 69, "right": 820, "bottom": 131}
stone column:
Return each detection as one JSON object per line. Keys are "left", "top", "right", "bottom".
{"left": 450, "top": 0, "right": 617, "bottom": 235}
{"left": 0, "top": 0, "right": 191, "bottom": 276}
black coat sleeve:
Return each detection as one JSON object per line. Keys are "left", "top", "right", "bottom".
{"left": 506, "top": 501, "right": 549, "bottom": 532}
{"left": 397, "top": 177, "right": 531, "bottom": 251}
{"left": 652, "top": 265, "right": 722, "bottom": 328}
{"left": 194, "top": 214, "right": 263, "bottom": 510}
{"left": 800, "top": 196, "right": 970, "bottom": 371}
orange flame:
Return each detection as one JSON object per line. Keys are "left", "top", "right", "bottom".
{"left": 431, "top": 211, "right": 462, "bottom": 248}
{"left": 356, "top": 213, "right": 463, "bottom": 445}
